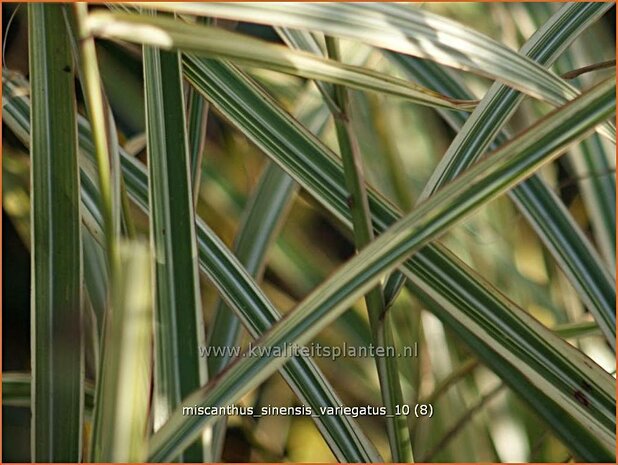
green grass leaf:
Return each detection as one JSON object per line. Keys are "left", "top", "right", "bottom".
{"left": 525, "top": 2, "right": 616, "bottom": 271}
{"left": 138, "top": 1, "right": 615, "bottom": 142}
{"left": 325, "top": 36, "right": 412, "bottom": 462}
{"left": 386, "top": 1, "right": 615, "bottom": 348}
{"left": 3, "top": 373, "right": 94, "bottom": 411}
{"left": 2, "top": 73, "right": 382, "bottom": 463}
{"left": 87, "top": 10, "right": 478, "bottom": 111}
{"left": 5, "top": 5, "right": 615, "bottom": 458}
{"left": 143, "top": 38, "right": 208, "bottom": 461}
{"left": 205, "top": 162, "right": 297, "bottom": 459}
{"left": 202, "top": 96, "right": 379, "bottom": 461}
{"left": 146, "top": 77, "right": 616, "bottom": 461}
{"left": 181, "top": 56, "right": 615, "bottom": 459}
{"left": 28, "top": 4, "right": 83, "bottom": 460}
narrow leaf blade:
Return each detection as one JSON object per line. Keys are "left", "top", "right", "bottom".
{"left": 28, "top": 4, "right": 83, "bottom": 460}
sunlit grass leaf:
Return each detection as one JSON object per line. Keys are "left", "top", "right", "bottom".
{"left": 89, "top": 241, "right": 152, "bottom": 462}
{"left": 4, "top": 4, "right": 615, "bottom": 461}
{"left": 138, "top": 1, "right": 615, "bottom": 141}
{"left": 2, "top": 73, "right": 381, "bottom": 464}
{"left": 386, "top": 1, "right": 616, "bottom": 348}
{"left": 86, "top": 10, "right": 477, "bottom": 111}
{"left": 181, "top": 56, "right": 615, "bottom": 459}
{"left": 147, "top": 77, "right": 616, "bottom": 461}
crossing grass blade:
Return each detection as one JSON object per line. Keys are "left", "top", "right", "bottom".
{"left": 202, "top": 91, "right": 378, "bottom": 461}
{"left": 2, "top": 73, "right": 382, "bottom": 463}
{"left": 147, "top": 166, "right": 383, "bottom": 463}
{"left": 385, "top": 1, "right": 616, "bottom": 348}
{"left": 419, "top": 2, "right": 611, "bottom": 200}
{"left": 205, "top": 162, "right": 297, "bottom": 459}
{"left": 205, "top": 91, "right": 328, "bottom": 385}
{"left": 524, "top": 2, "right": 616, "bottom": 271}
{"left": 400, "top": 254, "right": 610, "bottom": 461}
{"left": 180, "top": 56, "right": 615, "bottom": 459}
{"left": 142, "top": 38, "right": 208, "bottom": 461}
{"left": 86, "top": 10, "right": 478, "bottom": 112}
{"left": 5, "top": 4, "right": 615, "bottom": 459}
{"left": 6, "top": 55, "right": 614, "bottom": 460}
{"left": 137, "top": 1, "right": 615, "bottom": 142}
{"left": 325, "top": 36, "right": 412, "bottom": 462}
{"left": 28, "top": 4, "right": 83, "bottom": 461}
{"left": 146, "top": 77, "right": 616, "bottom": 461}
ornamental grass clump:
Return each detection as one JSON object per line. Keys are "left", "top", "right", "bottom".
{"left": 2, "top": 2, "right": 616, "bottom": 462}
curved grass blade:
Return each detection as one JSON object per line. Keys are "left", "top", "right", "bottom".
{"left": 525, "top": 2, "right": 616, "bottom": 271}
{"left": 181, "top": 57, "right": 615, "bottom": 459}
{"left": 5, "top": 63, "right": 612, "bottom": 458}
{"left": 86, "top": 10, "right": 477, "bottom": 111}
{"left": 205, "top": 92, "right": 328, "bottom": 388}
{"left": 138, "top": 1, "right": 615, "bottom": 141}
{"left": 325, "top": 36, "right": 412, "bottom": 462}
{"left": 2, "top": 73, "right": 382, "bottom": 464}
{"left": 143, "top": 39, "right": 208, "bottom": 461}
{"left": 204, "top": 90, "right": 378, "bottom": 461}
{"left": 206, "top": 162, "right": 297, "bottom": 459}
{"left": 170, "top": 183, "right": 384, "bottom": 463}
{"left": 28, "top": 4, "right": 83, "bottom": 460}
{"left": 400, "top": 269, "right": 607, "bottom": 462}
{"left": 419, "top": 2, "right": 612, "bottom": 200}
{"left": 147, "top": 78, "right": 616, "bottom": 461}
{"left": 386, "top": 2, "right": 616, "bottom": 348}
